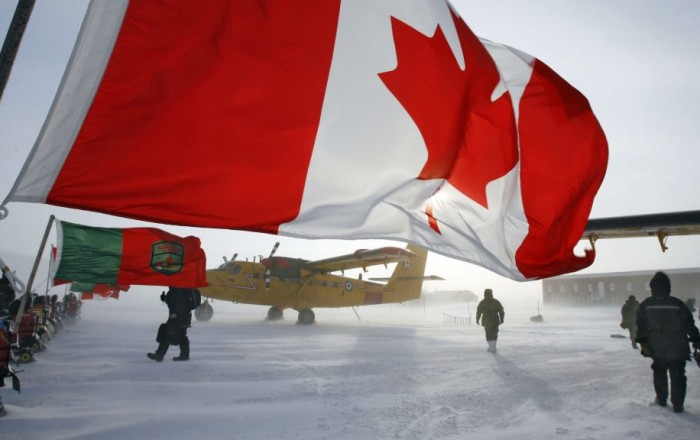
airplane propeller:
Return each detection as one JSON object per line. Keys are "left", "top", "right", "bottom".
{"left": 264, "top": 242, "right": 280, "bottom": 289}
{"left": 269, "top": 242, "right": 280, "bottom": 258}
{"left": 222, "top": 253, "right": 238, "bottom": 264}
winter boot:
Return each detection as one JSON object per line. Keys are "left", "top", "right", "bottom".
{"left": 147, "top": 352, "right": 164, "bottom": 361}
{"left": 173, "top": 336, "right": 189, "bottom": 361}
{"left": 147, "top": 343, "right": 168, "bottom": 362}
{"left": 487, "top": 340, "right": 497, "bottom": 353}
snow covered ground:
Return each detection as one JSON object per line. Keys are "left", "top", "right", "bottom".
{"left": 2, "top": 293, "right": 700, "bottom": 440}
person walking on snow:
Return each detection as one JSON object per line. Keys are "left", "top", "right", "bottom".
{"left": 636, "top": 271, "right": 700, "bottom": 413}
{"left": 148, "top": 286, "right": 200, "bottom": 362}
{"left": 476, "top": 288, "right": 505, "bottom": 353}
{"left": 620, "top": 295, "right": 640, "bottom": 348}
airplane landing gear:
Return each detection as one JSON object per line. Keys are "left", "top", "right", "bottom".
{"left": 267, "top": 306, "right": 284, "bottom": 320}
{"left": 297, "top": 308, "right": 315, "bottom": 325}
{"left": 194, "top": 301, "right": 213, "bottom": 322}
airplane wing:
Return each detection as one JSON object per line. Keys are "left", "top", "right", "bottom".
{"left": 583, "top": 210, "right": 700, "bottom": 251}
{"left": 303, "top": 247, "right": 418, "bottom": 273}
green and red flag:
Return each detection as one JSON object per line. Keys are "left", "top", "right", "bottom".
{"left": 52, "top": 220, "right": 207, "bottom": 288}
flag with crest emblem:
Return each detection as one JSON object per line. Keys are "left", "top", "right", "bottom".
{"left": 53, "top": 220, "right": 207, "bottom": 288}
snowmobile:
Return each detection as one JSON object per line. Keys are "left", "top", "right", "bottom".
{"left": 9, "top": 307, "right": 43, "bottom": 361}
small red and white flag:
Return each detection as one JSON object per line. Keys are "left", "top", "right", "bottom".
{"left": 3, "top": 0, "right": 607, "bottom": 280}
{"left": 70, "top": 282, "right": 128, "bottom": 300}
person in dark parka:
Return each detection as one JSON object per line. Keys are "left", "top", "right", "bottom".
{"left": 476, "top": 288, "right": 505, "bottom": 353}
{"left": 0, "top": 273, "right": 16, "bottom": 315}
{"left": 148, "top": 287, "right": 198, "bottom": 362}
{"left": 636, "top": 271, "right": 700, "bottom": 413}
{"left": 620, "top": 295, "right": 640, "bottom": 348}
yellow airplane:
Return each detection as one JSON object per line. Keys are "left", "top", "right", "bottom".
{"left": 196, "top": 243, "right": 440, "bottom": 324}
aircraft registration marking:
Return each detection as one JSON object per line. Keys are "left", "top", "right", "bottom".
{"left": 308, "top": 279, "right": 366, "bottom": 290}
{"left": 219, "top": 271, "right": 379, "bottom": 293}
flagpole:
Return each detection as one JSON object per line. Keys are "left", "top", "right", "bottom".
{"left": 44, "top": 243, "right": 53, "bottom": 295}
{"left": 14, "top": 214, "right": 55, "bottom": 327}
{"left": 0, "top": 0, "right": 36, "bottom": 103}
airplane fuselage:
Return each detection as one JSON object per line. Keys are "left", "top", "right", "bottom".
{"left": 200, "top": 260, "right": 412, "bottom": 311}
{"left": 196, "top": 244, "right": 428, "bottom": 323}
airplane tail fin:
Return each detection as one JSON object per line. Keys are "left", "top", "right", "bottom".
{"left": 384, "top": 244, "right": 429, "bottom": 303}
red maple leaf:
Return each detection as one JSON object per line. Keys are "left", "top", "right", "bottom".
{"left": 379, "top": 10, "right": 518, "bottom": 211}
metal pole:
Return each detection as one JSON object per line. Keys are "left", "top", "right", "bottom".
{"left": 44, "top": 243, "right": 53, "bottom": 295}
{"left": 0, "top": 0, "right": 36, "bottom": 104}
{"left": 14, "top": 214, "right": 55, "bottom": 327}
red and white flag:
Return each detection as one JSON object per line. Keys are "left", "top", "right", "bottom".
{"left": 70, "top": 282, "right": 128, "bottom": 300}
{"left": 3, "top": 0, "right": 607, "bottom": 280}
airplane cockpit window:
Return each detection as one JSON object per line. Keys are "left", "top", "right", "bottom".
{"left": 227, "top": 265, "right": 242, "bottom": 275}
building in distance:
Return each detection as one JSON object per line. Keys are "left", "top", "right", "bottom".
{"left": 542, "top": 268, "right": 700, "bottom": 307}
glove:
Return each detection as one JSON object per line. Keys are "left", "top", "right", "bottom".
{"left": 475, "top": 320, "right": 479, "bottom": 326}
{"left": 640, "top": 343, "right": 652, "bottom": 358}
{"left": 160, "top": 292, "right": 166, "bottom": 302}
{"left": 693, "top": 341, "right": 700, "bottom": 350}
{"left": 500, "top": 319, "right": 504, "bottom": 325}
{"left": 169, "top": 313, "right": 177, "bottom": 319}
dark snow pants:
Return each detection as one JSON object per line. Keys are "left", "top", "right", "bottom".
{"left": 627, "top": 327, "right": 638, "bottom": 346}
{"left": 652, "top": 359, "right": 687, "bottom": 406}
{"left": 484, "top": 324, "right": 500, "bottom": 341}
{"left": 155, "top": 325, "right": 190, "bottom": 357}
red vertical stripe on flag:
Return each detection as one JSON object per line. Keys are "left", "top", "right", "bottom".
{"left": 49, "top": 245, "right": 67, "bottom": 287}
{"left": 516, "top": 60, "right": 608, "bottom": 278}
{"left": 47, "top": 0, "right": 342, "bottom": 232}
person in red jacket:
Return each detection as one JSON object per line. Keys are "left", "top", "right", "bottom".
{"left": 636, "top": 271, "right": 700, "bottom": 413}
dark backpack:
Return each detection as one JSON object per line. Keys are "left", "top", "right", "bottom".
{"left": 186, "top": 289, "right": 202, "bottom": 311}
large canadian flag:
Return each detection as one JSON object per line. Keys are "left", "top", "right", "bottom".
{"left": 3, "top": 0, "right": 607, "bottom": 280}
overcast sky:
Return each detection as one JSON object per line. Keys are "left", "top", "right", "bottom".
{"left": 1, "top": 0, "right": 699, "bottom": 301}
